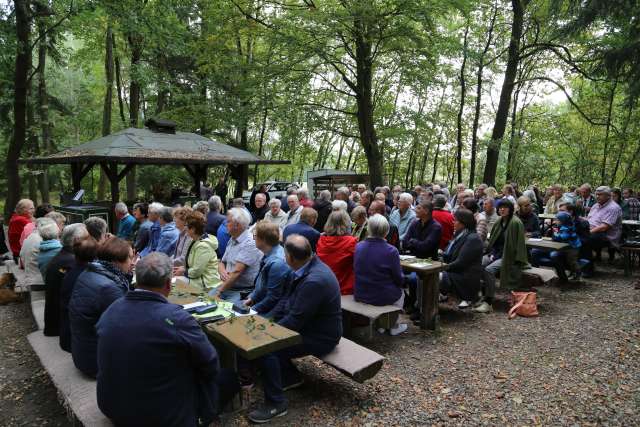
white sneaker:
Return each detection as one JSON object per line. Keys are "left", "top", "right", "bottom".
{"left": 438, "top": 293, "right": 448, "bottom": 302}
{"left": 472, "top": 301, "right": 493, "bottom": 313}
{"left": 377, "top": 328, "right": 386, "bottom": 334}
{"left": 389, "top": 323, "right": 408, "bottom": 336}
{"left": 458, "top": 300, "right": 471, "bottom": 309}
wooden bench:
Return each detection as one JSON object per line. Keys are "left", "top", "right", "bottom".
{"left": 521, "top": 267, "right": 559, "bottom": 288}
{"left": 621, "top": 245, "right": 640, "bottom": 277}
{"left": 311, "top": 337, "right": 385, "bottom": 383}
{"left": 340, "top": 295, "right": 402, "bottom": 339}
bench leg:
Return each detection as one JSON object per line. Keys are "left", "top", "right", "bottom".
{"left": 624, "top": 250, "right": 631, "bottom": 277}
{"left": 420, "top": 272, "right": 439, "bottom": 331}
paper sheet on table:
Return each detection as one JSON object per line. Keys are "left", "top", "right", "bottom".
{"left": 399, "top": 255, "right": 416, "bottom": 261}
{"left": 191, "top": 300, "right": 256, "bottom": 320}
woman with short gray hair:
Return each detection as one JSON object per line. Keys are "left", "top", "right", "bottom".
{"left": 264, "top": 198, "right": 287, "bottom": 230}
{"left": 38, "top": 218, "right": 63, "bottom": 277}
{"left": 351, "top": 206, "right": 368, "bottom": 242}
{"left": 316, "top": 211, "right": 358, "bottom": 294}
{"left": 353, "top": 214, "right": 407, "bottom": 335}
{"left": 19, "top": 217, "right": 54, "bottom": 289}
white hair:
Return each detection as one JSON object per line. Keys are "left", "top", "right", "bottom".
{"left": 297, "top": 188, "right": 308, "bottom": 199}
{"left": 336, "top": 187, "right": 350, "bottom": 197}
{"left": 228, "top": 207, "right": 251, "bottom": 229}
{"left": 367, "top": 214, "right": 389, "bottom": 239}
{"left": 208, "top": 195, "right": 222, "bottom": 212}
{"left": 318, "top": 190, "right": 332, "bottom": 202}
{"left": 61, "top": 223, "right": 88, "bottom": 249}
{"left": 268, "top": 198, "right": 281, "bottom": 208}
{"left": 38, "top": 218, "right": 59, "bottom": 240}
{"left": 331, "top": 200, "right": 347, "bottom": 211}
{"left": 115, "top": 202, "right": 128, "bottom": 214}
{"left": 398, "top": 193, "right": 414, "bottom": 204}
{"left": 595, "top": 186, "right": 611, "bottom": 195}
{"left": 148, "top": 202, "right": 164, "bottom": 215}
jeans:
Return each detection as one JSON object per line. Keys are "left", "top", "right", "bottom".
{"left": 260, "top": 340, "right": 335, "bottom": 405}
{"left": 482, "top": 255, "right": 501, "bottom": 302}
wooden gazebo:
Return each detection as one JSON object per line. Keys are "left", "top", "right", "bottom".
{"left": 21, "top": 119, "right": 289, "bottom": 207}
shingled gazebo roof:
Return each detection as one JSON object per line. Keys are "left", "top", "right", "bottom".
{"left": 23, "top": 126, "right": 287, "bottom": 166}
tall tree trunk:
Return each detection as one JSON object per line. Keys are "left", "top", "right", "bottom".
{"left": 455, "top": 24, "right": 470, "bottom": 184}
{"left": 470, "top": 2, "right": 498, "bottom": 187}
{"left": 114, "top": 33, "right": 127, "bottom": 126}
{"left": 612, "top": 103, "right": 633, "bottom": 184}
{"left": 253, "top": 105, "right": 269, "bottom": 183}
{"left": 98, "top": 24, "right": 115, "bottom": 200}
{"left": 505, "top": 86, "right": 521, "bottom": 181}
{"left": 36, "top": 16, "right": 50, "bottom": 203}
{"left": 600, "top": 79, "right": 617, "bottom": 185}
{"left": 126, "top": 34, "right": 143, "bottom": 201}
{"left": 27, "top": 94, "right": 38, "bottom": 202}
{"left": 482, "top": 0, "right": 526, "bottom": 186}
{"left": 335, "top": 137, "right": 346, "bottom": 169}
{"left": 6, "top": 0, "right": 30, "bottom": 217}
{"left": 355, "top": 26, "right": 383, "bottom": 188}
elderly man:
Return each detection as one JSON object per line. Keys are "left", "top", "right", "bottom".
{"left": 84, "top": 216, "right": 108, "bottom": 243}
{"left": 215, "top": 208, "right": 263, "bottom": 302}
{"left": 449, "top": 183, "right": 466, "bottom": 210}
{"left": 205, "top": 195, "right": 226, "bottom": 235}
{"left": 389, "top": 193, "right": 416, "bottom": 240}
{"left": 545, "top": 184, "right": 565, "bottom": 214}
{"left": 334, "top": 186, "right": 356, "bottom": 213}
{"left": 115, "top": 202, "right": 135, "bottom": 240}
{"left": 264, "top": 198, "right": 288, "bottom": 230}
{"left": 312, "top": 190, "right": 333, "bottom": 232}
{"left": 132, "top": 203, "right": 151, "bottom": 253}
{"left": 297, "top": 188, "right": 313, "bottom": 208}
{"left": 283, "top": 208, "right": 320, "bottom": 251}
{"left": 140, "top": 202, "right": 164, "bottom": 256}
{"left": 97, "top": 253, "right": 239, "bottom": 426}
{"left": 155, "top": 207, "right": 180, "bottom": 256}
{"left": 43, "top": 224, "right": 88, "bottom": 337}
{"left": 516, "top": 196, "right": 540, "bottom": 238}
{"left": 622, "top": 187, "right": 640, "bottom": 220}
{"left": 478, "top": 198, "right": 499, "bottom": 233}
{"left": 586, "top": 186, "right": 622, "bottom": 264}
{"left": 280, "top": 187, "right": 298, "bottom": 213}
{"left": 252, "top": 193, "right": 269, "bottom": 223}
{"left": 248, "top": 235, "right": 341, "bottom": 423}
{"left": 285, "top": 195, "right": 303, "bottom": 226}
{"left": 369, "top": 200, "right": 400, "bottom": 248}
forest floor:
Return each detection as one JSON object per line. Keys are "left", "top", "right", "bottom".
{"left": 1, "top": 260, "right": 638, "bottom": 426}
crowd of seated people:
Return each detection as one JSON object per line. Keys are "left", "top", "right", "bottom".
{"left": 8, "top": 176, "right": 638, "bottom": 425}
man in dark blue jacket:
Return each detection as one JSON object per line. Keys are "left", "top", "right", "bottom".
{"left": 401, "top": 200, "right": 442, "bottom": 260}
{"left": 282, "top": 208, "right": 320, "bottom": 252}
{"left": 96, "top": 253, "right": 238, "bottom": 426}
{"left": 248, "top": 235, "right": 342, "bottom": 423}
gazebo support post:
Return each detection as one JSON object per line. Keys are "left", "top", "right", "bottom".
{"left": 70, "top": 162, "right": 96, "bottom": 193}
{"left": 100, "top": 162, "right": 135, "bottom": 232}
{"left": 183, "top": 164, "right": 209, "bottom": 198}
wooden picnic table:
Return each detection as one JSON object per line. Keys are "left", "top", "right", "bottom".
{"left": 400, "top": 259, "right": 445, "bottom": 331}
{"left": 205, "top": 315, "right": 301, "bottom": 369}
{"left": 526, "top": 238, "right": 569, "bottom": 251}
{"left": 167, "top": 276, "right": 206, "bottom": 305}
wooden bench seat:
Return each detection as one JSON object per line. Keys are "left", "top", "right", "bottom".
{"left": 340, "top": 295, "right": 402, "bottom": 339}
{"left": 621, "top": 245, "right": 640, "bottom": 277}
{"left": 316, "top": 337, "right": 384, "bottom": 383}
{"left": 521, "top": 267, "right": 559, "bottom": 288}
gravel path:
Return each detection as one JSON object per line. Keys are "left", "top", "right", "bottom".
{"left": 1, "top": 264, "right": 638, "bottom": 426}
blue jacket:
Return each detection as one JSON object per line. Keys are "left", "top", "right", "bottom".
{"left": 216, "top": 219, "right": 230, "bottom": 259}
{"left": 271, "top": 257, "right": 342, "bottom": 351}
{"left": 156, "top": 222, "right": 180, "bottom": 256}
{"left": 116, "top": 214, "right": 136, "bottom": 240}
{"left": 134, "top": 219, "right": 152, "bottom": 253}
{"left": 97, "top": 290, "right": 220, "bottom": 427}
{"left": 402, "top": 218, "right": 442, "bottom": 260}
{"left": 68, "top": 262, "right": 129, "bottom": 377}
{"left": 38, "top": 239, "right": 63, "bottom": 278}
{"left": 205, "top": 211, "right": 226, "bottom": 236}
{"left": 282, "top": 222, "right": 321, "bottom": 252}
{"left": 140, "top": 221, "right": 161, "bottom": 257}
{"left": 390, "top": 208, "right": 416, "bottom": 240}
{"left": 248, "top": 245, "right": 291, "bottom": 316}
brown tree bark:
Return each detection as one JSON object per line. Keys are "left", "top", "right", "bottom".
{"left": 36, "top": 17, "right": 51, "bottom": 203}
{"left": 455, "top": 24, "right": 470, "bottom": 185}
{"left": 98, "top": 24, "right": 115, "bottom": 200}
{"left": 482, "top": 0, "right": 527, "bottom": 186}
{"left": 126, "top": 33, "right": 143, "bottom": 201}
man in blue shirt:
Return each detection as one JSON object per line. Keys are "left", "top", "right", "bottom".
{"left": 115, "top": 202, "right": 135, "bottom": 240}
{"left": 140, "top": 202, "right": 163, "bottom": 257}
{"left": 389, "top": 192, "right": 416, "bottom": 240}
{"left": 96, "top": 253, "right": 238, "bottom": 426}
{"left": 155, "top": 207, "right": 180, "bottom": 256}
{"left": 132, "top": 202, "right": 152, "bottom": 253}
{"left": 282, "top": 208, "right": 320, "bottom": 252}
{"left": 205, "top": 195, "right": 226, "bottom": 235}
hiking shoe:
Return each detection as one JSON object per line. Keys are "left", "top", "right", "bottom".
{"left": 389, "top": 323, "right": 408, "bottom": 336}
{"left": 458, "top": 300, "right": 471, "bottom": 309}
{"left": 377, "top": 327, "right": 386, "bottom": 334}
{"left": 472, "top": 301, "right": 492, "bottom": 313}
{"left": 248, "top": 402, "right": 288, "bottom": 423}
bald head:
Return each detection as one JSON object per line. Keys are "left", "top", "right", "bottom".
{"left": 284, "top": 234, "right": 312, "bottom": 269}
{"left": 368, "top": 200, "right": 386, "bottom": 217}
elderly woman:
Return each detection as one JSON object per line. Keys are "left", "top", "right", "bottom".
{"left": 172, "top": 206, "right": 193, "bottom": 267}
{"left": 43, "top": 224, "right": 89, "bottom": 337}
{"left": 38, "top": 213, "right": 66, "bottom": 277}
{"left": 69, "top": 236, "right": 133, "bottom": 377}
{"left": 264, "top": 198, "right": 287, "bottom": 230}
{"left": 193, "top": 201, "right": 209, "bottom": 217}
{"left": 19, "top": 203, "right": 54, "bottom": 247}
{"left": 173, "top": 211, "right": 221, "bottom": 292}
{"left": 351, "top": 206, "right": 368, "bottom": 242}
{"left": 20, "top": 217, "right": 56, "bottom": 289}
{"left": 440, "top": 209, "right": 484, "bottom": 309}
{"left": 8, "top": 198, "right": 35, "bottom": 258}
{"left": 354, "top": 214, "right": 407, "bottom": 335}
{"left": 332, "top": 199, "right": 348, "bottom": 212}
{"left": 317, "top": 211, "right": 358, "bottom": 295}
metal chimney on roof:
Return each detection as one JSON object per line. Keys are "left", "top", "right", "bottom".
{"left": 144, "top": 118, "right": 177, "bottom": 134}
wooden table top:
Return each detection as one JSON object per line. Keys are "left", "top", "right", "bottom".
{"left": 167, "top": 277, "right": 207, "bottom": 306}
{"left": 400, "top": 258, "right": 445, "bottom": 274}
{"left": 525, "top": 238, "right": 569, "bottom": 250}
{"left": 622, "top": 220, "right": 640, "bottom": 226}
{"left": 205, "top": 315, "right": 302, "bottom": 360}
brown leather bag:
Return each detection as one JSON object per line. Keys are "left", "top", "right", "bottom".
{"left": 508, "top": 291, "right": 538, "bottom": 319}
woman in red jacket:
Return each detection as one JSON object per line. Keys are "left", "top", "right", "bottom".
{"left": 8, "top": 199, "right": 35, "bottom": 258}
{"left": 316, "top": 211, "right": 357, "bottom": 295}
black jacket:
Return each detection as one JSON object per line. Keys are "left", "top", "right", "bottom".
{"left": 312, "top": 199, "right": 332, "bottom": 232}
{"left": 43, "top": 248, "right": 75, "bottom": 337}
{"left": 442, "top": 231, "right": 484, "bottom": 300}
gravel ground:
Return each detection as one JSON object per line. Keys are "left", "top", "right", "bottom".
{"left": 1, "top": 263, "right": 638, "bottom": 426}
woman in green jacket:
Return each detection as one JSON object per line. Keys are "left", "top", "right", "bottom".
{"left": 173, "top": 211, "right": 221, "bottom": 293}
{"left": 475, "top": 199, "right": 529, "bottom": 313}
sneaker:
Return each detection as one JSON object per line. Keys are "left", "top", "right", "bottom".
{"left": 248, "top": 402, "right": 288, "bottom": 423}
{"left": 472, "top": 301, "right": 493, "bottom": 313}
{"left": 568, "top": 272, "right": 581, "bottom": 281}
{"left": 458, "top": 300, "right": 471, "bottom": 309}
{"left": 377, "top": 328, "right": 386, "bottom": 334}
{"left": 389, "top": 323, "right": 408, "bottom": 336}
{"left": 438, "top": 293, "right": 448, "bottom": 303}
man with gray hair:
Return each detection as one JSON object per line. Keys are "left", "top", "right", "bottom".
{"left": 586, "top": 186, "right": 622, "bottom": 265}
{"left": 264, "top": 198, "right": 287, "bottom": 230}
{"left": 84, "top": 216, "right": 108, "bottom": 243}
{"left": 334, "top": 186, "right": 356, "bottom": 213}
{"left": 43, "top": 223, "right": 89, "bottom": 337}
{"left": 215, "top": 208, "right": 263, "bottom": 302}
{"left": 312, "top": 189, "right": 333, "bottom": 232}
{"left": 285, "top": 195, "right": 302, "bottom": 226}
{"left": 140, "top": 202, "right": 164, "bottom": 257}
{"left": 206, "top": 195, "right": 226, "bottom": 235}
{"left": 115, "top": 202, "right": 135, "bottom": 240}
{"left": 97, "top": 252, "right": 239, "bottom": 426}
{"left": 389, "top": 192, "right": 416, "bottom": 240}
{"left": 155, "top": 206, "right": 180, "bottom": 256}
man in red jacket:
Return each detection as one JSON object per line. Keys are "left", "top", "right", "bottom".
{"left": 431, "top": 194, "right": 454, "bottom": 250}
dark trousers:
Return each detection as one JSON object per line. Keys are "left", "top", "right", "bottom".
{"left": 198, "top": 368, "right": 240, "bottom": 424}
{"left": 260, "top": 340, "right": 334, "bottom": 405}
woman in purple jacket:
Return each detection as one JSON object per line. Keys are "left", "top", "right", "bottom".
{"left": 353, "top": 214, "right": 407, "bottom": 336}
